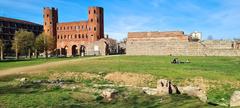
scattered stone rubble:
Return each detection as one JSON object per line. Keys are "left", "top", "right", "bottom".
{"left": 178, "top": 86, "right": 207, "bottom": 102}
{"left": 230, "top": 91, "right": 240, "bottom": 107}
{"left": 17, "top": 77, "right": 240, "bottom": 106}
{"left": 101, "top": 88, "right": 118, "bottom": 101}
{"left": 143, "top": 79, "right": 207, "bottom": 102}
{"left": 17, "top": 78, "right": 76, "bottom": 89}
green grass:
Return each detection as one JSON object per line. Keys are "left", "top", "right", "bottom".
{"left": 50, "top": 56, "right": 240, "bottom": 81}
{"left": 0, "top": 55, "right": 240, "bottom": 107}
{"left": 0, "top": 57, "right": 80, "bottom": 70}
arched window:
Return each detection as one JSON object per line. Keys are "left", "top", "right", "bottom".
{"left": 89, "top": 26, "right": 91, "bottom": 31}
{"left": 94, "top": 27, "right": 96, "bottom": 31}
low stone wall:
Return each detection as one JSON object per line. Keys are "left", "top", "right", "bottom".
{"left": 126, "top": 39, "right": 240, "bottom": 56}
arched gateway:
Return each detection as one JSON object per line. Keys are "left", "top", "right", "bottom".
{"left": 71, "top": 45, "right": 78, "bottom": 56}
{"left": 43, "top": 7, "right": 104, "bottom": 57}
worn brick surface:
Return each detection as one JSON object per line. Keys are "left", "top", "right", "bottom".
{"left": 126, "top": 31, "right": 240, "bottom": 56}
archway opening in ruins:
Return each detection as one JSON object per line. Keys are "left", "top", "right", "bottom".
{"left": 72, "top": 45, "right": 78, "bottom": 56}
{"left": 62, "top": 46, "right": 68, "bottom": 56}
{"left": 80, "top": 45, "right": 86, "bottom": 56}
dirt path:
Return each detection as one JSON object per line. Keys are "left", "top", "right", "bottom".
{"left": 0, "top": 56, "right": 116, "bottom": 77}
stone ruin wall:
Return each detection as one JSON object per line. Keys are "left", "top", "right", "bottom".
{"left": 126, "top": 32, "right": 240, "bottom": 56}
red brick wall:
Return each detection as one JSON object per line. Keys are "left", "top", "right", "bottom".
{"left": 43, "top": 7, "right": 58, "bottom": 48}
{"left": 128, "top": 31, "right": 188, "bottom": 41}
{"left": 43, "top": 7, "right": 104, "bottom": 56}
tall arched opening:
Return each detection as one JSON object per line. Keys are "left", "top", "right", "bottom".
{"left": 72, "top": 45, "right": 78, "bottom": 56}
{"left": 80, "top": 45, "right": 86, "bottom": 56}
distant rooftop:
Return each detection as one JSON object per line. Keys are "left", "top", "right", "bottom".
{"left": 0, "top": 16, "right": 42, "bottom": 26}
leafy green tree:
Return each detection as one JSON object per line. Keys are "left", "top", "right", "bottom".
{"left": 12, "top": 29, "right": 35, "bottom": 59}
{"left": 35, "top": 33, "right": 55, "bottom": 58}
{"left": 0, "top": 39, "right": 4, "bottom": 60}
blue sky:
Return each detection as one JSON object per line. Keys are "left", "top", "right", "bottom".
{"left": 0, "top": 0, "right": 240, "bottom": 41}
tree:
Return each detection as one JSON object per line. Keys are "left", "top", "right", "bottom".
{"left": 35, "top": 33, "right": 55, "bottom": 58}
{"left": 0, "top": 39, "right": 4, "bottom": 60}
{"left": 12, "top": 29, "right": 35, "bottom": 59}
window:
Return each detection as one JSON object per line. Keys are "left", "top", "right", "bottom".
{"left": 64, "top": 35, "right": 66, "bottom": 39}
{"left": 89, "top": 26, "right": 91, "bottom": 31}
{"left": 67, "top": 26, "right": 69, "bottom": 30}
{"left": 47, "top": 14, "right": 49, "bottom": 17}
{"left": 94, "top": 10, "right": 96, "bottom": 14}
{"left": 75, "top": 34, "right": 77, "bottom": 38}
{"left": 57, "top": 35, "right": 59, "bottom": 39}
{"left": 57, "top": 27, "right": 59, "bottom": 30}
{"left": 50, "top": 22, "right": 52, "bottom": 24}
{"left": 86, "top": 35, "right": 88, "bottom": 39}
{"left": 82, "top": 34, "right": 84, "bottom": 38}
{"left": 91, "top": 19, "right": 93, "bottom": 22}
{"left": 97, "top": 18, "right": 99, "bottom": 23}
{"left": 61, "top": 36, "right": 63, "bottom": 39}
{"left": 60, "top": 27, "right": 62, "bottom": 30}
{"left": 78, "top": 34, "right": 81, "bottom": 38}
{"left": 45, "top": 22, "right": 46, "bottom": 25}
{"left": 94, "top": 27, "right": 96, "bottom": 31}
{"left": 63, "top": 27, "right": 65, "bottom": 30}
{"left": 89, "top": 10, "right": 90, "bottom": 14}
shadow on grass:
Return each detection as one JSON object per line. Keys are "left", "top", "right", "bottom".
{"left": 0, "top": 83, "right": 41, "bottom": 94}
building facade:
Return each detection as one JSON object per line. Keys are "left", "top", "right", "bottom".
{"left": 43, "top": 7, "right": 105, "bottom": 56}
{"left": 126, "top": 31, "right": 240, "bottom": 56}
{"left": 0, "top": 17, "right": 43, "bottom": 56}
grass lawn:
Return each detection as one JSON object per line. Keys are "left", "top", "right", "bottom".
{"left": 0, "top": 55, "right": 239, "bottom": 107}
{"left": 0, "top": 57, "right": 81, "bottom": 70}
{"left": 51, "top": 56, "right": 240, "bottom": 80}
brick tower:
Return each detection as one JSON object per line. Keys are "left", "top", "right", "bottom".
{"left": 88, "top": 7, "right": 104, "bottom": 42}
{"left": 43, "top": 7, "right": 58, "bottom": 48}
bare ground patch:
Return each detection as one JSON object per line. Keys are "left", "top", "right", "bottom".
{"left": 104, "top": 72, "right": 157, "bottom": 87}
{"left": 48, "top": 72, "right": 100, "bottom": 81}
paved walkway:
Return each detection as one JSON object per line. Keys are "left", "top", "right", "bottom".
{"left": 0, "top": 56, "right": 116, "bottom": 77}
